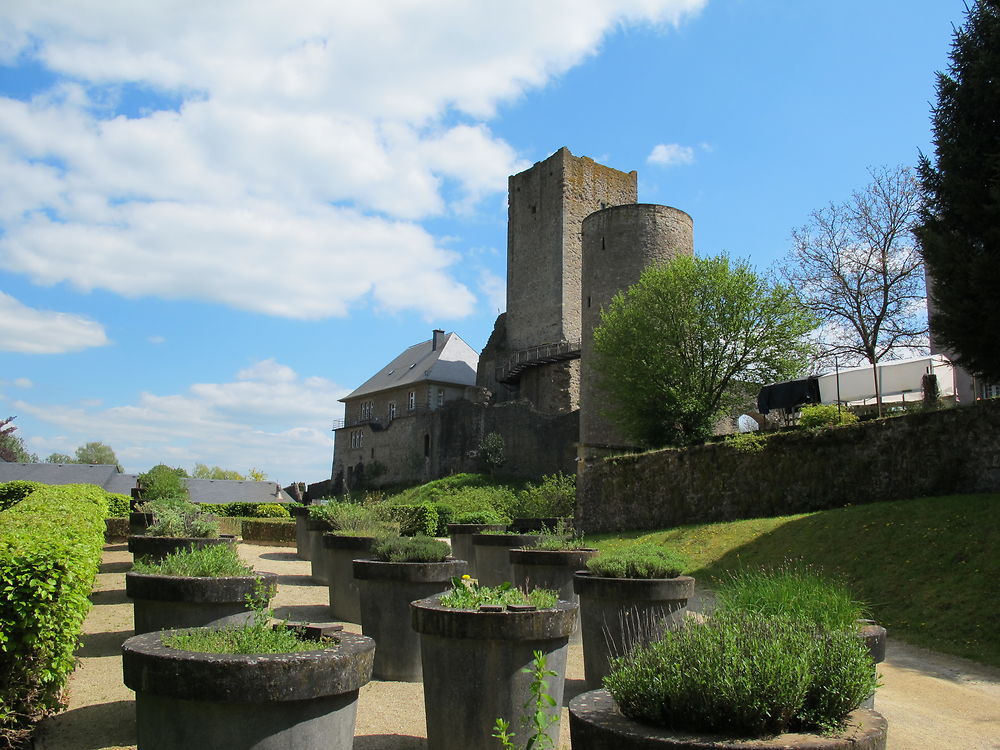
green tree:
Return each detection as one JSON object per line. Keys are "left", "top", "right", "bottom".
{"left": 44, "top": 453, "right": 75, "bottom": 464}
{"left": 593, "top": 254, "right": 815, "bottom": 448}
{"left": 247, "top": 467, "right": 268, "bottom": 482}
{"left": 138, "top": 464, "right": 190, "bottom": 502}
{"left": 74, "top": 441, "right": 119, "bottom": 465}
{"left": 0, "top": 416, "right": 38, "bottom": 463}
{"left": 192, "top": 463, "right": 245, "bottom": 480}
{"left": 916, "top": 0, "right": 1000, "bottom": 382}
{"left": 479, "top": 432, "right": 506, "bottom": 477}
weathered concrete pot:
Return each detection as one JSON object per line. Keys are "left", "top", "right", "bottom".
{"left": 574, "top": 571, "right": 695, "bottom": 688}
{"left": 127, "top": 535, "right": 236, "bottom": 564}
{"left": 568, "top": 689, "right": 888, "bottom": 749}
{"left": 859, "top": 620, "right": 887, "bottom": 709}
{"left": 126, "top": 571, "right": 278, "bottom": 635}
{"left": 122, "top": 629, "right": 374, "bottom": 750}
{"left": 412, "top": 594, "right": 578, "bottom": 750}
{"left": 324, "top": 533, "right": 376, "bottom": 623}
{"left": 354, "top": 557, "right": 467, "bottom": 681}
{"left": 306, "top": 516, "right": 332, "bottom": 582}
{"left": 290, "top": 505, "right": 312, "bottom": 560}
{"left": 447, "top": 523, "right": 506, "bottom": 577}
{"left": 129, "top": 512, "right": 154, "bottom": 536}
{"left": 511, "top": 548, "right": 598, "bottom": 641}
{"left": 471, "top": 533, "right": 543, "bottom": 587}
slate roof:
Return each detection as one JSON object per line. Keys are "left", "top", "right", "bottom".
{"left": 184, "top": 478, "right": 292, "bottom": 505}
{"left": 341, "top": 331, "right": 479, "bottom": 401}
{"left": 0, "top": 463, "right": 137, "bottom": 493}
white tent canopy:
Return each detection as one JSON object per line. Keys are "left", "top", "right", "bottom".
{"left": 816, "top": 354, "right": 956, "bottom": 407}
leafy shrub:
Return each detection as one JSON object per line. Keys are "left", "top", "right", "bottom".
{"left": 309, "top": 502, "right": 396, "bottom": 537}
{"left": 452, "top": 509, "right": 506, "bottom": 525}
{"left": 799, "top": 404, "right": 859, "bottom": 428}
{"left": 143, "top": 499, "right": 220, "bottom": 538}
{"left": 587, "top": 544, "right": 687, "bottom": 579}
{"left": 380, "top": 502, "right": 438, "bottom": 536}
{"left": 203, "top": 502, "right": 292, "bottom": 518}
{"left": 604, "top": 610, "right": 877, "bottom": 736}
{"left": 439, "top": 579, "right": 558, "bottom": 610}
{"left": 105, "top": 492, "right": 130, "bottom": 517}
{"left": 510, "top": 473, "right": 576, "bottom": 518}
{"left": 255, "top": 503, "right": 291, "bottom": 518}
{"left": 724, "top": 431, "right": 768, "bottom": 453}
{"left": 132, "top": 542, "right": 254, "bottom": 577}
{"left": 240, "top": 518, "right": 296, "bottom": 544}
{"left": 714, "top": 564, "right": 865, "bottom": 631}
{"left": 0, "top": 481, "right": 43, "bottom": 511}
{"left": 431, "top": 502, "right": 455, "bottom": 535}
{"left": 137, "top": 464, "right": 189, "bottom": 502}
{"left": 371, "top": 535, "right": 451, "bottom": 563}
{"left": 0, "top": 484, "right": 107, "bottom": 744}
{"left": 385, "top": 474, "right": 522, "bottom": 519}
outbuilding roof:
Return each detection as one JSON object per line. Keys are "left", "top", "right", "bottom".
{"left": 0, "top": 463, "right": 137, "bottom": 493}
{"left": 341, "top": 330, "right": 479, "bottom": 401}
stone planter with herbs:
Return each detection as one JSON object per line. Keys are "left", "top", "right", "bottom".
{"left": 471, "top": 532, "right": 543, "bottom": 587}
{"left": 511, "top": 544, "right": 598, "bottom": 642}
{"left": 353, "top": 536, "right": 466, "bottom": 681}
{"left": 412, "top": 581, "right": 577, "bottom": 750}
{"left": 574, "top": 545, "right": 694, "bottom": 688}
{"left": 324, "top": 533, "right": 377, "bottom": 623}
{"left": 446, "top": 521, "right": 506, "bottom": 577}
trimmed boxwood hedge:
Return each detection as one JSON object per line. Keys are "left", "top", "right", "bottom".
{"left": 0, "top": 481, "right": 42, "bottom": 512}
{"left": 381, "top": 502, "right": 438, "bottom": 536}
{"left": 197, "top": 501, "right": 292, "bottom": 518}
{"left": 0, "top": 483, "right": 107, "bottom": 744}
{"left": 240, "top": 518, "right": 296, "bottom": 544}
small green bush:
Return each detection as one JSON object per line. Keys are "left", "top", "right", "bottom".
{"left": 0, "top": 480, "right": 42, "bottom": 511}
{"left": 204, "top": 502, "right": 292, "bottom": 518}
{"left": 310, "top": 502, "right": 397, "bottom": 536}
{"left": 255, "top": 503, "right": 291, "bottom": 518}
{"left": 132, "top": 542, "right": 254, "bottom": 577}
{"left": 724, "top": 431, "right": 768, "bottom": 454}
{"left": 587, "top": 544, "right": 687, "bottom": 579}
{"left": 137, "top": 464, "right": 189, "bottom": 502}
{"left": 143, "top": 499, "right": 220, "bottom": 538}
{"left": 431, "top": 502, "right": 455, "bottom": 535}
{"left": 452, "top": 509, "right": 506, "bottom": 525}
{"left": 380, "top": 502, "right": 438, "bottom": 536}
{"left": 714, "top": 564, "right": 865, "bottom": 631}
{"left": 799, "top": 404, "right": 858, "bottom": 428}
{"left": 370, "top": 535, "right": 451, "bottom": 563}
{"left": 510, "top": 473, "right": 576, "bottom": 518}
{"left": 439, "top": 579, "right": 558, "bottom": 610}
{"left": 105, "top": 492, "right": 130, "bottom": 517}
{"left": 0, "top": 484, "right": 107, "bottom": 744}
{"left": 240, "top": 518, "right": 296, "bottom": 544}
{"left": 604, "top": 611, "right": 877, "bottom": 736}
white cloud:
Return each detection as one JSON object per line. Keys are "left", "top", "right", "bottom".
{"left": 147, "top": 335, "right": 165, "bottom": 344}
{"left": 0, "top": 292, "right": 110, "bottom": 353}
{"left": 478, "top": 269, "right": 507, "bottom": 314}
{"left": 14, "top": 359, "right": 347, "bottom": 482}
{"left": 647, "top": 142, "right": 696, "bottom": 167}
{"left": 0, "top": 1, "right": 705, "bottom": 321}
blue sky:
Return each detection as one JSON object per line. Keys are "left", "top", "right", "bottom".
{"left": 0, "top": 1, "right": 966, "bottom": 484}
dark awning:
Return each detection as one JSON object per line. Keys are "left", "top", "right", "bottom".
{"left": 756, "top": 377, "right": 821, "bottom": 415}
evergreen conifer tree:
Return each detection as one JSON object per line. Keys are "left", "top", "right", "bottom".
{"left": 917, "top": 0, "right": 1000, "bottom": 381}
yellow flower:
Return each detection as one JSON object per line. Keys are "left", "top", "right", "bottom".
{"left": 461, "top": 574, "right": 472, "bottom": 580}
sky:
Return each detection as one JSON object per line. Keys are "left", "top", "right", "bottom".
{"left": 0, "top": 0, "right": 969, "bottom": 485}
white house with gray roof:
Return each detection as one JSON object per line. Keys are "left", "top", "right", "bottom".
{"left": 331, "top": 329, "right": 479, "bottom": 489}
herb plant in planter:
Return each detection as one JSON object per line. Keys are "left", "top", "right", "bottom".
{"left": 574, "top": 544, "right": 694, "bottom": 688}
{"left": 128, "top": 498, "right": 232, "bottom": 563}
{"left": 353, "top": 535, "right": 466, "bottom": 681}
{"left": 122, "top": 594, "right": 375, "bottom": 750}
{"left": 412, "top": 579, "right": 576, "bottom": 750}
{"left": 126, "top": 543, "right": 277, "bottom": 635}
{"left": 447, "top": 509, "right": 507, "bottom": 577}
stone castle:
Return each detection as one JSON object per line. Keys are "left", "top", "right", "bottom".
{"left": 331, "top": 147, "right": 694, "bottom": 489}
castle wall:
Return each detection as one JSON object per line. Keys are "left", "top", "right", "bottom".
{"left": 577, "top": 399, "right": 1000, "bottom": 534}
{"left": 579, "top": 204, "right": 694, "bottom": 456}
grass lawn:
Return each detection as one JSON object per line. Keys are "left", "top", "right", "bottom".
{"left": 587, "top": 493, "right": 999, "bottom": 668}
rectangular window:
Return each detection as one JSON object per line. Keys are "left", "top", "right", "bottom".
{"left": 388, "top": 401, "right": 396, "bottom": 420}
{"left": 437, "top": 388, "right": 445, "bottom": 406}
{"left": 408, "top": 391, "right": 415, "bottom": 410}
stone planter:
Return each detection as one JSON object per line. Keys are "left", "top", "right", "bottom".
{"left": 574, "top": 571, "right": 695, "bottom": 688}
{"left": 353, "top": 557, "right": 467, "bottom": 681}
{"left": 511, "top": 548, "right": 598, "bottom": 641}
{"left": 126, "top": 571, "right": 278, "bottom": 635}
{"left": 290, "top": 505, "right": 312, "bottom": 560}
{"left": 324, "top": 533, "right": 376, "bottom": 623}
{"left": 122, "top": 629, "right": 374, "bottom": 750}
{"left": 447, "top": 523, "right": 506, "bottom": 577}
{"left": 569, "top": 689, "right": 887, "bottom": 749}
{"left": 129, "top": 512, "right": 154, "bottom": 536}
{"left": 859, "top": 620, "right": 887, "bottom": 709}
{"left": 127, "top": 535, "right": 236, "bottom": 564}
{"left": 471, "top": 533, "right": 543, "bottom": 587}
{"left": 306, "top": 516, "right": 332, "bottom": 582}
{"left": 412, "top": 594, "right": 578, "bottom": 750}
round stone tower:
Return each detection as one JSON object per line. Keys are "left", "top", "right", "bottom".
{"left": 579, "top": 203, "right": 694, "bottom": 462}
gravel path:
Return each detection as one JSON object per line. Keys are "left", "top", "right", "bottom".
{"left": 32, "top": 543, "right": 1000, "bottom": 750}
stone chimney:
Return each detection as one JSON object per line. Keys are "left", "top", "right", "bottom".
{"left": 432, "top": 329, "right": 445, "bottom": 351}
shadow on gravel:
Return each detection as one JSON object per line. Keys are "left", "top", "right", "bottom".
{"left": 78, "top": 630, "right": 133, "bottom": 658}
{"left": 35, "top": 700, "right": 136, "bottom": 750}
{"left": 354, "top": 734, "right": 426, "bottom": 749}
{"left": 89, "top": 588, "right": 129, "bottom": 606}
{"left": 99, "top": 560, "right": 133, "bottom": 574}
{"left": 562, "top": 677, "right": 590, "bottom": 707}
{"left": 259, "top": 551, "right": 300, "bottom": 562}
{"left": 273, "top": 573, "right": 317, "bottom": 587}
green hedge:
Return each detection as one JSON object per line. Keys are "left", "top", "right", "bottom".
{"left": 105, "top": 492, "right": 130, "bottom": 517}
{"left": 380, "top": 503, "right": 438, "bottom": 536}
{"left": 198, "top": 502, "right": 292, "bottom": 518}
{"left": 0, "top": 481, "right": 42, "bottom": 512}
{"left": 240, "top": 518, "right": 296, "bottom": 544}
{"left": 0, "top": 484, "right": 107, "bottom": 744}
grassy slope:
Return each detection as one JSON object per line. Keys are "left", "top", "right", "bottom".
{"left": 588, "top": 493, "right": 999, "bottom": 667}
